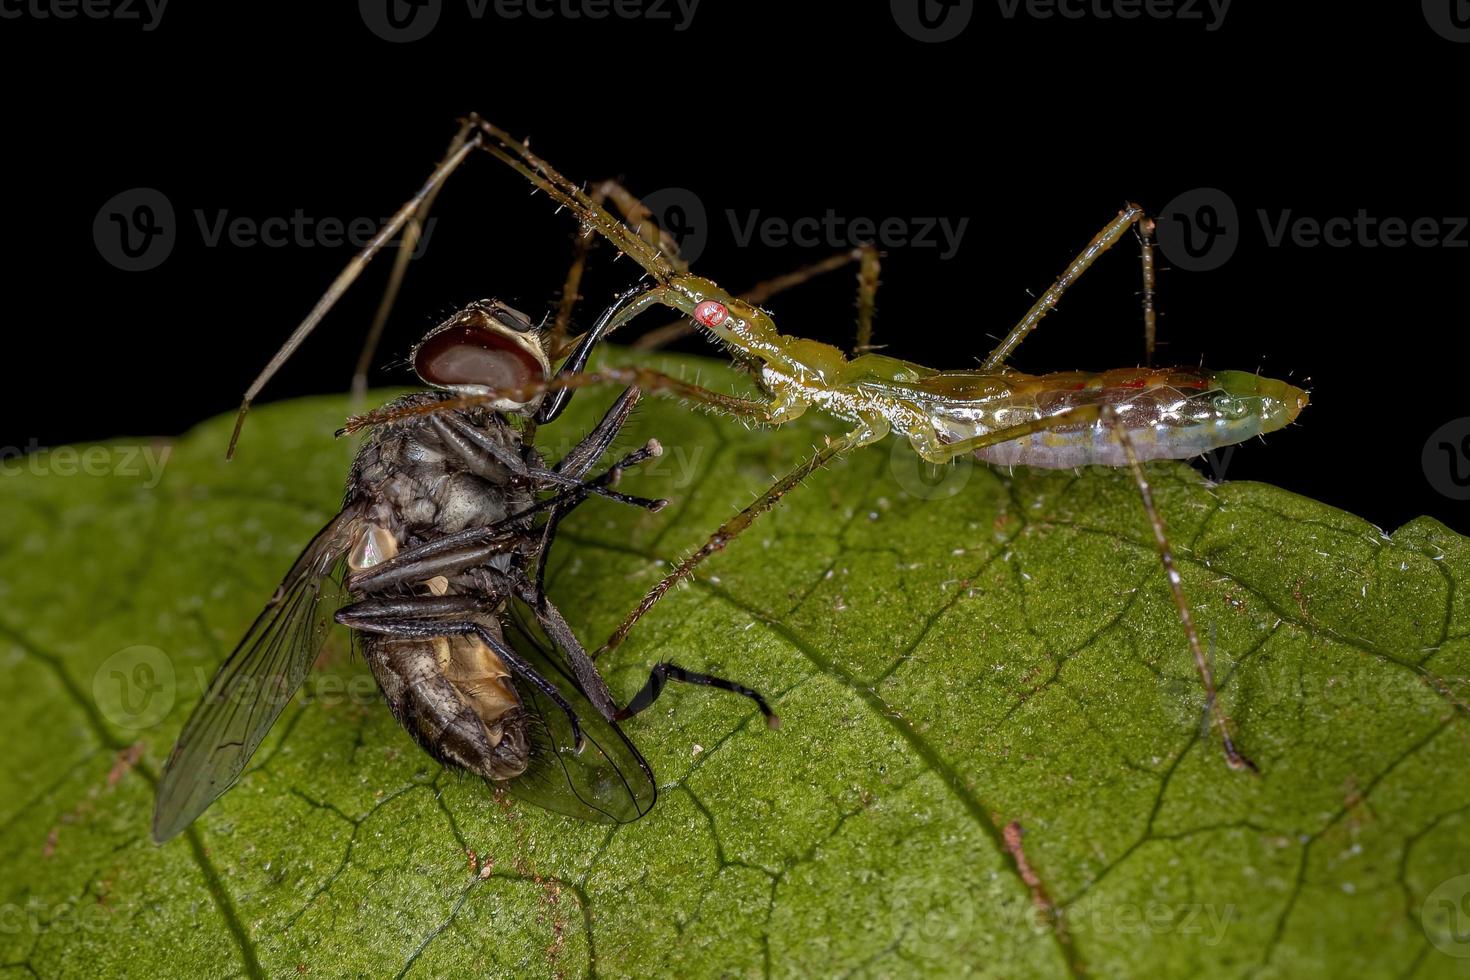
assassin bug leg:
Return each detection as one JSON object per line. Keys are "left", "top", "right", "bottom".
{"left": 1103, "top": 406, "right": 1257, "bottom": 773}
{"left": 981, "top": 204, "right": 1149, "bottom": 371}
{"left": 1137, "top": 214, "right": 1159, "bottom": 367}
{"left": 341, "top": 365, "right": 782, "bottom": 435}
{"left": 596, "top": 403, "right": 1105, "bottom": 659}
{"left": 597, "top": 427, "right": 864, "bottom": 659}
{"left": 854, "top": 244, "right": 882, "bottom": 354}
{"left": 551, "top": 179, "right": 691, "bottom": 351}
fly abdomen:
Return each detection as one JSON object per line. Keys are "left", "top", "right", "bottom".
{"left": 363, "top": 631, "right": 530, "bottom": 781}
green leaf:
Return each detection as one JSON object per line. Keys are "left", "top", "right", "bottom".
{"left": 3, "top": 352, "right": 1469, "bottom": 979}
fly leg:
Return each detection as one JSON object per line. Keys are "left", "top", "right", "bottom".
{"left": 614, "top": 662, "right": 781, "bottom": 727}
{"left": 596, "top": 419, "right": 887, "bottom": 659}
{"left": 981, "top": 204, "right": 1150, "bottom": 370}
{"left": 519, "top": 588, "right": 621, "bottom": 722}
{"left": 430, "top": 411, "right": 666, "bottom": 512}
{"left": 551, "top": 385, "right": 641, "bottom": 479}
{"left": 529, "top": 437, "right": 668, "bottom": 608}
{"left": 1102, "top": 408, "right": 1256, "bottom": 773}
{"left": 347, "top": 451, "right": 666, "bottom": 595}
{"left": 529, "top": 384, "right": 649, "bottom": 605}
{"left": 336, "top": 598, "right": 590, "bottom": 751}
{"left": 535, "top": 286, "right": 645, "bottom": 426}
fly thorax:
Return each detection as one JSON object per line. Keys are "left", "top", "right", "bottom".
{"left": 347, "top": 524, "right": 398, "bottom": 573}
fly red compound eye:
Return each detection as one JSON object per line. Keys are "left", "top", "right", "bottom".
{"left": 693, "top": 300, "right": 729, "bottom": 328}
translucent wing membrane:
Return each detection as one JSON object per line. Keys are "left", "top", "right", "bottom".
{"left": 152, "top": 509, "right": 363, "bottom": 842}
{"left": 501, "top": 597, "right": 656, "bottom": 823}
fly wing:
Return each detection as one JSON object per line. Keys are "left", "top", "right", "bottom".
{"left": 152, "top": 507, "right": 363, "bottom": 842}
{"left": 501, "top": 597, "right": 657, "bottom": 823}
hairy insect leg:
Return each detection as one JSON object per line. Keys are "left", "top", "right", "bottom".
{"left": 613, "top": 662, "right": 780, "bottom": 727}
{"left": 981, "top": 204, "right": 1148, "bottom": 371}
{"left": 469, "top": 116, "right": 680, "bottom": 284}
{"left": 336, "top": 602, "right": 589, "bottom": 751}
{"left": 854, "top": 244, "right": 882, "bottom": 354}
{"left": 228, "top": 134, "right": 484, "bottom": 458}
{"left": 596, "top": 428, "right": 868, "bottom": 659}
{"left": 550, "top": 180, "right": 693, "bottom": 350}
{"left": 342, "top": 364, "right": 782, "bottom": 434}
{"left": 909, "top": 404, "right": 1106, "bottom": 462}
{"left": 1102, "top": 408, "right": 1257, "bottom": 773}
{"left": 351, "top": 119, "right": 476, "bottom": 402}
{"left": 1137, "top": 214, "right": 1158, "bottom": 367}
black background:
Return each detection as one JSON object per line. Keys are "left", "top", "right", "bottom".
{"left": 3, "top": 1, "right": 1468, "bottom": 533}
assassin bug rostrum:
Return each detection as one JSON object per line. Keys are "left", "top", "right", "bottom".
{"left": 153, "top": 298, "right": 779, "bottom": 842}
{"left": 228, "top": 116, "right": 1309, "bottom": 774}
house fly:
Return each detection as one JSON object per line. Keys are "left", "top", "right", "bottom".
{"left": 152, "top": 298, "right": 778, "bottom": 843}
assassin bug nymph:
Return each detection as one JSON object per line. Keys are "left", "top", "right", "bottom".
{"left": 227, "top": 116, "right": 1311, "bottom": 774}
{"left": 153, "top": 298, "right": 778, "bottom": 842}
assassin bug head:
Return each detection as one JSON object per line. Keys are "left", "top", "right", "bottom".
{"left": 413, "top": 300, "right": 552, "bottom": 413}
